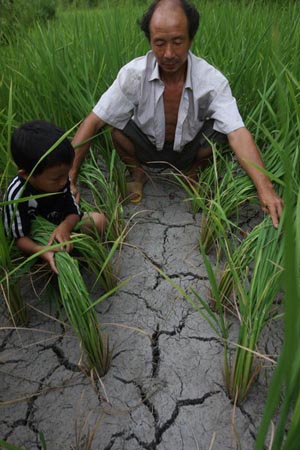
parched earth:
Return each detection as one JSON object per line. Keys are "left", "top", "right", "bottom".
{"left": 0, "top": 174, "right": 283, "bottom": 450}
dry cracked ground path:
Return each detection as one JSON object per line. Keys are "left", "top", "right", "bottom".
{"left": 0, "top": 174, "right": 283, "bottom": 450}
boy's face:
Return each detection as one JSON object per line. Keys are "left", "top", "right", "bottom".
{"left": 20, "top": 163, "right": 72, "bottom": 193}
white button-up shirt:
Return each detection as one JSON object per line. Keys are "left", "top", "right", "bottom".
{"left": 93, "top": 51, "right": 244, "bottom": 153}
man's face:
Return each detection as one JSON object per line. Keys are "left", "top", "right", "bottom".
{"left": 149, "top": 6, "right": 191, "bottom": 76}
{"left": 21, "top": 164, "right": 71, "bottom": 193}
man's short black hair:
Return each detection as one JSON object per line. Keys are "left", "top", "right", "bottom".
{"left": 139, "top": 0, "right": 200, "bottom": 41}
{"left": 11, "top": 120, "right": 75, "bottom": 175}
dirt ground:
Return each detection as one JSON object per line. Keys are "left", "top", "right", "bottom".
{"left": 0, "top": 174, "right": 283, "bottom": 450}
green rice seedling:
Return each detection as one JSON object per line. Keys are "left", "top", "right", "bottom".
{"left": 163, "top": 194, "right": 284, "bottom": 403}
{"left": 0, "top": 218, "right": 28, "bottom": 326}
{"left": 173, "top": 147, "right": 226, "bottom": 216}
{"left": 203, "top": 212, "right": 283, "bottom": 404}
{"left": 72, "top": 229, "right": 120, "bottom": 293}
{"left": 203, "top": 194, "right": 284, "bottom": 403}
{"left": 98, "top": 128, "right": 128, "bottom": 201}
{"left": 0, "top": 441, "right": 26, "bottom": 450}
{"left": 177, "top": 147, "right": 256, "bottom": 252}
{"left": 56, "top": 252, "right": 112, "bottom": 376}
{"left": 79, "top": 149, "right": 126, "bottom": 242}
{"left": 31, "top": 216, "right": 112, "bottom": 376}
{"left": 216, "top": 220, "right": 267, "bottom": 311}
{"left": 199, "top": 171, "right": 255, "bottom": 252}
{"left": 227, "top": 223, "right": 284, "bottom": 404}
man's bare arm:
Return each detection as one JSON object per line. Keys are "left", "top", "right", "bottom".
{"left": 228, "top": 127, "right": 283, "bottom": 228}
{"left": 70, "top": 112, "right": 106, "bottom": 196}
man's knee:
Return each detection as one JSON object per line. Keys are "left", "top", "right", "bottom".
{"left": 111, "top": 127, "right": 135, "bottom": 153}
{"left": 195, "top": 146, "right": 213, "bottom": 160}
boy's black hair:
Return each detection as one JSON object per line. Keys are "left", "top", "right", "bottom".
{"left": 139, "top": 0, "right": 200, "bottom": 41}
{"left": 11, "top": 120, "right": 75, "bottom": 175}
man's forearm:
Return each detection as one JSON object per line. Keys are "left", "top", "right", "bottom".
{"left": 228, "top": 127, "right": 273, "bottom": 193}
{"left": 70, "top": 112, "right": 106, "bottom": 184}
{"left": 228, "top": 126, "right": 283, "bottom": 228}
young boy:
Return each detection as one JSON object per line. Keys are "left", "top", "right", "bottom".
{"left": 3, "top": 120, "right": 107, "bottom": 274}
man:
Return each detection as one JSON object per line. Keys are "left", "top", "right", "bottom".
{"left": 70, "top": 0, "right": 283, "bottom": 227}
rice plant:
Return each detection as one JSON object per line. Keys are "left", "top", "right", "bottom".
{"left": 254, "top": 123, "right": 300, "bottom": 450}
{"left": 31, "top": 216, "right": 112, "bottom": 376}
{"left": 227, "top": 222, "right": 284, "bottom": 404}
{"left": 198, "top": 158, "right": 255, "bottom": 252}
{"left": 79, "top": 148, "right": 126, "bottom": 242}
{"left": 0, "top": 218, "right": 28, "bottom": 326}
{"left": 98, "top": 128, "right": 128, "bottom": 201}
{"left": 216, "top": 220, "right": 265, "bottom": 310}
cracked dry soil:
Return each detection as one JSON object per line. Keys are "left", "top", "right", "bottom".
{"left": 0, "top": 175, "right": 282, "bottom": 450}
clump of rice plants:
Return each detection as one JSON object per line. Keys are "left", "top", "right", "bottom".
{"left": 79, "top": 148, "right": 126, "bottom": 242}
{"left": 226, "top": 222, "right": 283, "bottom": 403}
{"left": 216, "top": 219, "right": 266, "bottom": 311}
{"left": 175, "top": 146, "right": 256, "bottom": 252}
{"left": 31, "top": 216, "right": 112, "bottom": 377}
{"left": 203, "top": 217, "right": 283, "bottom": 404}
{"left": 97, "top": 129, "right": 128, "bottom": 201}
{"left": 0, "top": 218, "right": 28, "bottom": 326}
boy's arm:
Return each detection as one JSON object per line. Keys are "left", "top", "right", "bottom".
{"left": 16, "top": 214, "right": 79, "bottom": 274}
{"left": 16, "top": 236, "right": 59, "bottom": 274}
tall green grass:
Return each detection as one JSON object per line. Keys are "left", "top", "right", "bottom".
{"left": 0, "top": 218, "right": 28, "bottom": 326}
{"left": 254, "top": 124, "right": 300, "bottom": 450}
{"left": 0, "top": 85, "right": 27, "bottom": 325}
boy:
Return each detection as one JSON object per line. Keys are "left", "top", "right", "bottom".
{"left": 3, "top": 120, "right": 107, "bottom": 274}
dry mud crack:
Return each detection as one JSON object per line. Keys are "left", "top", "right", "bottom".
{"left": 0, "top": 177, "right": 281, "bottom": 449}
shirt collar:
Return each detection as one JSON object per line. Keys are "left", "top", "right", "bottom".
{"left": 185, "top": 51, "right": 192, "bottom": 89}
{"left": 148, "top": 50, "right": 193, "bottom": 89}
{"left": 149, "top": 52, "right": 160, "bottom": 81}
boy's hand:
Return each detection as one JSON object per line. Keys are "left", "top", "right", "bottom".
{"left": 40, "top": 250, "right": 59, "bottom": 275}
{"left": 16, "top": 237, "right": 59, "bottom": 274}
{"left": 48, "top": 224, "right": 73, "bottom": 253}
{"left": 48, "top": 214, "right": 79, "bottom": 253}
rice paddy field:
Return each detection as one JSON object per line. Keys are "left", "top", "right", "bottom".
{"left": 1, "top": 1, "right": 300, "bottom": 449}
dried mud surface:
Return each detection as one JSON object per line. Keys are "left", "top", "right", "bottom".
{"left": 0, "top": 175, "right": 283, "bottom": 450}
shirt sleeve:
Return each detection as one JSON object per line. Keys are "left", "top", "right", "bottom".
{"left": 93, "top": 62, "right": 142, "bottom": 129}
{"left": 3, "top": 193, "right": 31, "bottom": 239}
{"left": 208, "top": 78, "right": 245, "bottom": 135}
